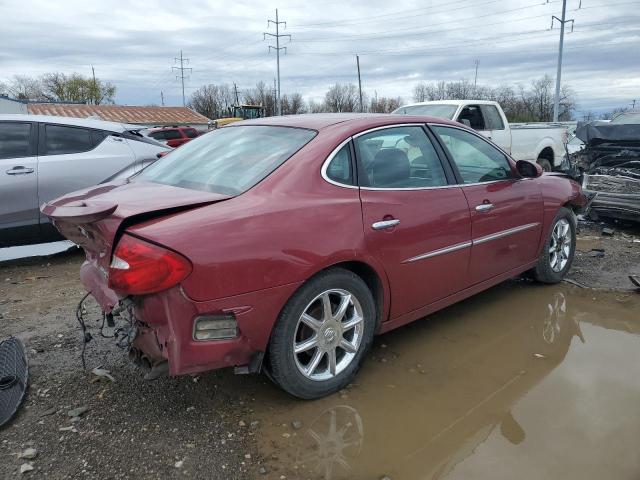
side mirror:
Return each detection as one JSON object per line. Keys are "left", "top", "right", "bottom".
{"left": 460, "top": 118, "right": 471, "bottom": 127}
{"left": 516, "top": 160, "right": 543, "bottom": 178}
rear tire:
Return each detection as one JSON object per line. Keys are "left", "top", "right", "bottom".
{"left": 532, "top": 207, "right": 576, "bottom": 284}
{"left": 537, "top": 157, "right": 552, "bottom": 172}
{"left": 267, "top": 268, "right": 376, "bottom": 399}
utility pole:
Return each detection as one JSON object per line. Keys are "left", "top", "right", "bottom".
{"left": 160, "top": 91, "right": 164, "bottom": 106}
{"left": 356, "top": 55, "right": 363, "bottom": 113}
{"left": 551, "top": 0, "right": 574, "bottom": 122}
{"left": 264, "top": 9, "right": 291, "bottom": 116}
{"left": 172, "top": 50, "right": 192, "bottom": 107}
{"left": 233, "top": 83, "right": 240, "bottom": 105}
{"left": 91, "top": 65, "right": 97, "bottom": 105}
{"left": 473, "top": 59, "right": 479, "bottom": 88}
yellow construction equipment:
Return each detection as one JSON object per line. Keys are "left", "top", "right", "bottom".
{"left": 214, "top": 105, "right": 265, "bottom": 127}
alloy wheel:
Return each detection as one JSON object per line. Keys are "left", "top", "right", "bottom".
{"left": 549, "top": 218, "right": 572, "bottom": 272}
{"left": 293, "top": 289, "right": 364, "bottom": 381}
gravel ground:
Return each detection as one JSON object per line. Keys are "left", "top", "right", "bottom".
{"left": 0, "top": 252, "right": 269, "bottom": 479}
{"left": 0, "top": 219, "right": 638, "bottom": 479}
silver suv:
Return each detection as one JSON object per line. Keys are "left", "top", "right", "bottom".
{"left": 0, "top": 114, "right": 170, "bottom": 247}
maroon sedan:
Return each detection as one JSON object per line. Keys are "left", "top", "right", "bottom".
{"left": 42, "top": 114, "right": 585, "bottom": 399}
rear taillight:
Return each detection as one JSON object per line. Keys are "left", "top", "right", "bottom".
{"left": 108, "top": 234, "right": 192, "bottom": 295}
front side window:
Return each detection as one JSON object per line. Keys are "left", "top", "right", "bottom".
{"left": 0, "top": 122, "right": 32, "bottom": 159}
{"left": 355, "top": 126, "right": 447, "bottom": 188}
{"left": 138, "top": 125, "right": 316, "bottom": 195}
{"left": 481, "top": 105, "right": 505, "bottom": 130}
{"left": 44, "top": 125, "right": 92, "bottom": 155}
{"left": 432, "top": 126, "right": 512, "bottom": 184}
{"left": 325, "top": 144, "right": 353, "bottom": 185}
{"left": 457, "top": 105, "right": 485, "bottom": 130}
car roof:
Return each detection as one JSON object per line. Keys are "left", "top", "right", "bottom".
{"left": 400, "top": 100, "right": 499, "bottom": 107}
{"left": 0, "top": 113, "right": 139, "bottom": 132}
{"left": 229, "top": 113, "right": 460, "bottom": 131}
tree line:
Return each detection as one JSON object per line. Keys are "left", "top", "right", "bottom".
{"left": 0, "top": 73, "right": 116, "bottom": 105}
{"left": 188, "top": 81, "right": 402, "bottom": 119}
{"left": 188, "top": 75, "right": 580, "bottom": 122}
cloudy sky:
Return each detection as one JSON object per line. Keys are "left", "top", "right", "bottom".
{"left": 1, "top": 0, "right": 639, "bottom": 116}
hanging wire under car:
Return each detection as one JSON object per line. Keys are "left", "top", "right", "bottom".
{"left": 75, "top": 292, "right": 93, "bottom": 370}
{"left": 74, "top": 293, "right": 137, "bottom": 370}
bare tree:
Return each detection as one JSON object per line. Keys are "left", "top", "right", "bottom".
{"left": 6, "top": 75, "right": 46, "bottom": 100}
{"left": 323, "top": 83, "right": 360, "bottom": 112}
{"left": 410, "top": 76, "right": 577, "bottom": 122}
{"left": 281, "top": 92, "right": 306, "bottom": 115}
{"left": 188, "top": 84, "right": 234, "bottom": 119}
{"left": 369, "top": 95, "right": 402, "bottom": 113}
{"left": 243, "top": 81, "right": 276, "bottom": 116}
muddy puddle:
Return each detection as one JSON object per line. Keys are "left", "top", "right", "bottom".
{"left": 255, "top": 282, "right": 640, "bottom": 480}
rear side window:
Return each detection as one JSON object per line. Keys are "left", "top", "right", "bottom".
{"left": 355, "top": 126, "right": 447, "bottom": 188}
{"left": 138, "top": 125, "right": 316, "bottom": 195}
{"left": 184, "top": 128, "right": 198, "bottom": 138}
{"left": 481, "top": 105, "right": 505, "bottom": 130}
{"left": 325, "top": 144, "right": 353, "bottom": 185}
{"left": 44, "top": 125, "right": 93, "bottom": 155}
{"left": 432, "top": 126, "right": 512, "bottom": 184}
{"left": 0, "top": 122, "right": 32, "bottom": 159}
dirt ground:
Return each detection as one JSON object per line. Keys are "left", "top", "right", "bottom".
{"left": 0, "top": 220, "right": 638, "bottom": 479}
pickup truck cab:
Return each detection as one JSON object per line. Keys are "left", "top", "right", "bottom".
{"left": 393, "top": 100, "right": 567, "bottom": 171}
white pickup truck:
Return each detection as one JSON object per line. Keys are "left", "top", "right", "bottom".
{"left": 392, "top": 100, "right": 567, "bottom": 171}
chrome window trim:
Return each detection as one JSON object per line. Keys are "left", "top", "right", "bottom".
{"left": 320, "top": 122, "right": 517, "bottom": 191}
{"left": 402, "top": 222, "right": 540, "bottom": 263}
{"left": 472, "top": 222, "right": 540, "bottom": 246}
{"left": 320, "top": 136, "right": 358, "bottom": 190}
{"left": 320, "top": 122, "right": 446, "bottom": 191}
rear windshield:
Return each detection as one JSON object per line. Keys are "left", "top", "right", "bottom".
{"left": 137, "top": 125, "right": 316, "bottom": 195}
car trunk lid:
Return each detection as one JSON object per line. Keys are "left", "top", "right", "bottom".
{"left": 41, "top": 180, "right": 232, "bottom": 268}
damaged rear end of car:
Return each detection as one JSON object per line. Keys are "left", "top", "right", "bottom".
{"left": 41, "top": 180, "right": 232, "bottom": 378}
{"left": 569, "top": 122, "right": 640, "bottom": 222}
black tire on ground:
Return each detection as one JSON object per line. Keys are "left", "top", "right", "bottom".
{"left": 532, "top": 207, "right": 577, "bottom": 284}
{"left": 537, "top": 157, "right": 553, "bottom": 172}
{"left": 267, "top": 268, "right": 376, "bottom": 400}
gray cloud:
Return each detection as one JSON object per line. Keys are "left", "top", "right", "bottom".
{"left": 1, "top": 0, "right": 639, "bottom": 114}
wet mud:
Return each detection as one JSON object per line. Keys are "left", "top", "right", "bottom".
{"left": 256, "top": 283, "right": 640, "bottom": 480}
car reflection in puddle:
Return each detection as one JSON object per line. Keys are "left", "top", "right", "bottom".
{"left": 257, "top": 282, "right": 640, "bottom": 480}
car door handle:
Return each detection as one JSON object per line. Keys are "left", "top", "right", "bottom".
{"left": 6, "top": 166, "right": 35, "bottom": 175}
{"left": 475, "top": 203, "right": 494, "bottom": 212}
{"left": 372, "top": 219, "right": 400, "bottom": 230}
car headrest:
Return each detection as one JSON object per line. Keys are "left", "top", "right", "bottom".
{"left": 371, "top": 148, "right": 410, "bottom": 187}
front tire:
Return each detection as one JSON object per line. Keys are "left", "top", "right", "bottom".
{"left": 267, "top": 269, "right": 376, "bottom": 399}
{"left": 532, "top": 207, "right": 576, "bottom": 283}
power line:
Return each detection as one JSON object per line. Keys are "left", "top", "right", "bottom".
{"left": 172, "top": 50, "right": 192, "bottom": 107}
{"left": 264, "top": 9, "right": 291, "bottom": 116}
